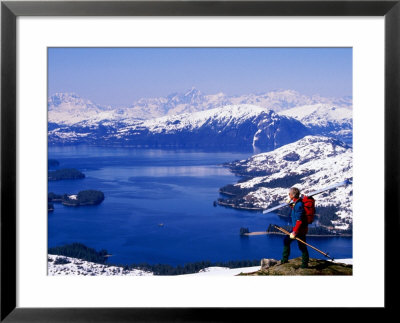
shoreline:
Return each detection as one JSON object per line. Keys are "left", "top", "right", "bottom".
{"left": 217, "top": 201, "right": 263, "bottom": 211}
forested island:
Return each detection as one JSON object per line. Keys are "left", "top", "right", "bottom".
{"left": 48, "top": 190, "right": 105, "bottom": 208}
{"left": 48, "top": 168, "right": 85, "bottom": 181}
{"left": 48, "top": 159, "right": 60, "bottom": 167}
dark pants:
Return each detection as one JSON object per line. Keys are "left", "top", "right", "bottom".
{"left": 281, "top": 234, "right": 309, "bottom": 266}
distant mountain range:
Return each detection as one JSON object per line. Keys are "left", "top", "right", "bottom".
{"left": 48, "top": 88, "right": 352, "bottom": 122}
{"left": 48, "top": 89, "right": 352, "bottom": 147}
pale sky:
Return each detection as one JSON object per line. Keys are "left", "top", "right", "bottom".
{"left": 48, "top": 47, "right": 352, "bottom": 107}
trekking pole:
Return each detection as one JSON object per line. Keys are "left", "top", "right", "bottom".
{"left": 273, "top": 225, "right": 335, "bottom": 261}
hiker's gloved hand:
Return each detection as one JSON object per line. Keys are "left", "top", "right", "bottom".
{"left": 290, "top": 232, "right": 296, "bottom": 239}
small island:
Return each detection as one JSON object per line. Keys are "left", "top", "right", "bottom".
{"left": 48, "top": 190, "right": 105, "bottom": 207}
{"left": 48, "top": 159, "right": 60, "bottom": 167}
{"left": 48, "top": 168, "right": 85, "bottom": 181}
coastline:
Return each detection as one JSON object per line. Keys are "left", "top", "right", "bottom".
{"left": 217, "top": 200, "right": 263, "bottom": 211}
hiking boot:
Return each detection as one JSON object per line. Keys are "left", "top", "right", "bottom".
{"left": 281, "top": 245, "right": 290, "bottom": 264}
{"left": 301, "top": 251, "right": 309, "bottom": 269}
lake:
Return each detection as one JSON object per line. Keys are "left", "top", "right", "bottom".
{"left": 48, "top": 145, "right": 352, "bottom": 266}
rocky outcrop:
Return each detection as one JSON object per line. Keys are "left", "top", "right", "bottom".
{"left": 260, "top": 258, "right": 279, "bottom": 270}
{"left": 239, "top": 257, "right": 352, "bottom": 276}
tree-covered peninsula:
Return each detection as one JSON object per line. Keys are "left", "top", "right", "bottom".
{"left": 48, "top": 190, "right": 105, "bottom": 207}
{"left": 48, "top": 168, "right": 85, "bottom": 181}
{"left": 48, "top": 159, "right": 60, "bottom": 167}
{"left": 48, "top": 243, "right": 109, "bottom": 264}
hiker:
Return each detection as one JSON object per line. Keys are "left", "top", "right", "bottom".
{"left": 281, "top": 187, "right": 309, "bottom": 268}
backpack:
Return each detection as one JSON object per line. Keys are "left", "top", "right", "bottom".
{"left": 301, "top": 195, "right": 316, "bottom": 224}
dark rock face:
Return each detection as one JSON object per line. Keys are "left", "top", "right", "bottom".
{"left": 238, "top": 258, "right": 352, "bottom": 276}
{"left": 309, "top": 122, "right": 353, "bottom": 146}
{"left": 283, "top": 152, "right": 300, "bottom": 162}
{"left": 252, "top": 116, "right": 310, "bottom": 150}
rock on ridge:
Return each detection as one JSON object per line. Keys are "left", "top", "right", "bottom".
{"left": 241, "top": 257, "right": 353, "bottom": 276}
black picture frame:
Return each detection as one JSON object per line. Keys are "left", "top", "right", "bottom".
{"left": 1, "top": 0, "right": 398, "bottom": 321}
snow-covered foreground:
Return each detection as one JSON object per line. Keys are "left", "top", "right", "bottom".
{"left": 182, "top": 259, "right": 353, "bottom": 276}
{"left": 333, "top": 259, "right": 353, "bottom": 265}
{"left": 181, "top": 266, "right": 261, "bottom": 276}
{"left": 48, "top": 254, "right": 352, "bottom": 276}
{"left": 47, "top": 254, "right": 153, "bottom": 276}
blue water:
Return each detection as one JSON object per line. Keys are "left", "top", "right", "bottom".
{"left": 48, "top": 146, "right": 352, "bottom": 266}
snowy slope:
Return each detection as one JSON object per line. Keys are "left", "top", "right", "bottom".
{"left": 48, "top": 254, "right": 153, "bottom": 276}
{"left": 280, "top": 103, "right": 352, "bottom": 143}
{"left": 220, "top": 135, "right": 353, "bottom": 230}
{"left": 280, "top": 103, "right": 352, "bottom": 128}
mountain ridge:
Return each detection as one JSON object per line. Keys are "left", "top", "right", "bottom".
{"left": 218, "top": 135, "right": 353, "bottom": 231}
{"left": 48, "top": 89, "right": 352, "bottom": 124}
{"left": 48, "top": 104, "right": 311, "bottom": 150}
{"left": 48, "top": 89, "right": 352, "bottom": 145}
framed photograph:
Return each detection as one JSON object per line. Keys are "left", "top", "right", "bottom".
{"left": 2, "top": 0, "right": 398, "bottom": 321}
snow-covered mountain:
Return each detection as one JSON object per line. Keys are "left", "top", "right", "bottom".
{"left": 280, "top": 104, "right": 353, "bottom": 144}
{"left": 219, "top": 136, "right": 353, "bottom": 230}
{"left": 126, "top": 88, "right": 352, "bottom": 119}
{"left": 126, "top": 87, "right": 234, "bottom": 119}
{"left": 48, "top": 93, "right": 120, "bottom": 126}
{"left": 48, "top": 90, "right": 352, "bottom": 147}
{"left": 48, "top": 89, "right": 352, "bottom": 125}
{"left": 229, "top": 90, "right": 352, "bottom": 113}
{"left": 49, "top": 104, "right": 311, "bottom": 150}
